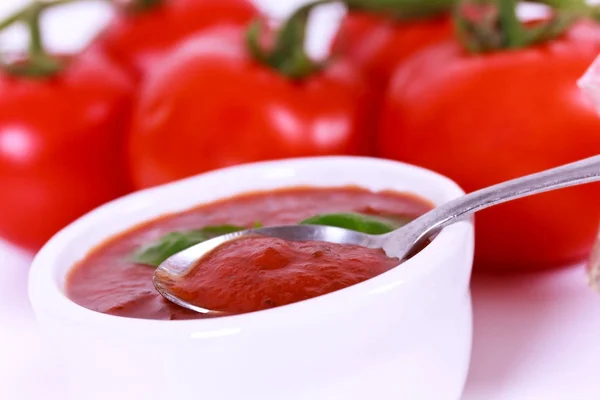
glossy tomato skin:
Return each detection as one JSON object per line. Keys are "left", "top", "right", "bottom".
{"left": 92, "top": 0, "right": 258, "bottom": 79}
{"left": 0, "top": 50, "right": 134, "bottom": 251}
{"left": 128, "top": 26, "right": 374, "bottom": 189}
{"left": 332, "top": 12, "right": 453, "bottom": 88}
{"left": 379, "top": 21, "right": 600, "bottom": 271}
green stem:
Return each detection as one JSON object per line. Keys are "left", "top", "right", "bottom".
{"left": 590, "top": 6, "right": 600, "bottom": 22}
{"left": 246, "top": 0, "right": 338, "bottom": 80}
{"left": 0, "top": 8, "right": 28, "bottom": 31}
{"left": 0, "top": 0, "right": 109, "bottom": 32}
{"left": 49, "top": 0, "right": 91, "bottom": 6}
{"left": 120, "top": 0, "right": 164, "bottom": 13}
{"left": 246, "top": 20, "right": 269, "bottom": 65}
{"left": 26, "top": 3, "right": 45, "bottom": 58}
{"left": 455, "top": 0, "right": 588, "bottom": 53}
{"left": 531, "top": 0, "right": 587, "bottom": 10}
{"left": 498, "top": 0, "right": 525, "bottom": 48}
{"left": 0, "top": 0, "right": 110, "bottom": 77}
{"left": 343, "top": 0, "right": 456, "bottom": 19}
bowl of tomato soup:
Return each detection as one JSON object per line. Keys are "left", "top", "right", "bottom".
{"left": 29, "top": 156, "right": 474, "bottom": 400}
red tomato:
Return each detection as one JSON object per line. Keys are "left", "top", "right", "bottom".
{"left": 332, "top": 12, "right": 453, "bottom": 88}
{"left": 128, "top": 26, "right": 374, "bottom": 189}
{"left": 0, "top": 50, "right": 134, "bottom": 251}
{"left": 379, "top": 21, "right": 600, "bottom": 271}
{"left": 92, "top": 0, "right": 258, "bottom": 79}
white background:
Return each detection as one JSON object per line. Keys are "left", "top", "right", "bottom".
{"left": 1, "top": 1, "right": 600, "bottom": 399}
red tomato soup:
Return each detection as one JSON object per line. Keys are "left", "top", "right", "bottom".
{"left": 66, "top": 187, "right": 433, "bottom": 320}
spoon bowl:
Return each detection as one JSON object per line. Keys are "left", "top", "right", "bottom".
{"left": 153, "top": 224, "right": 383, "bottom": 314}
{"left": 154, "top": 155, "right": 600, "bottom": 314}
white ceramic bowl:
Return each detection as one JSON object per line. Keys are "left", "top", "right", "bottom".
{"left": 28, "top": 156, "right": 474, "bottom": 400}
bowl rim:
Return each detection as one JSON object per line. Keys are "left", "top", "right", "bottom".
{"left": 28, "top": 156, "right": 472, "bottom": 338}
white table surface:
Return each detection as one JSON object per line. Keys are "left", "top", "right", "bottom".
{"left": 1, "top": 1, "right": 600, "bottom": 399}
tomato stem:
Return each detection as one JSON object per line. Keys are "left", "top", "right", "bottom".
{"left": 343, "top": 0, "right": 456, "bottom": 19}
{"left": 0, "top": 0, "right": 106, "bottom": 77}
{"left": 498, "top": 0, "right": 525, "bottom": 48}
{"left": 534, "top": 0, "right": 600, "bottom": 24}
{"left": 27, "top": 3, "right": 46, "bottom": 57}
{"left": 116, "top": 0, "right": 163, "bottom": 13}
{"left": 532, "top": 0, "right": 587, "bottom": 11}
{"left": 0, "top": 7, "right": 28, "bottom": 31}
{"left": 246, "top": 0, "right": 337, "bottom": 80}
{"left": 455, "top": 0, "right": 591, "bottom": 53}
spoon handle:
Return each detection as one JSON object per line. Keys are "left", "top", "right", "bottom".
{"left": 398, "top": 155, "right": 600, "bottom": 255}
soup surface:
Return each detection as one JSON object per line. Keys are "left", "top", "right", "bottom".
{"left": 157, "top": 236, "right": 401, "bottom": 314}
{"left": 66, "top": 186, "right": 432, "bottom": 320}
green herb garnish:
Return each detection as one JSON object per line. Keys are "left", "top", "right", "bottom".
{"left": 131, "top": 212, "right": 412, "bottom": 267}
{"left": 300, "top": 212, "right": 410, "bottom": 235}
{"left": 131, "top": 224, "right": 259, "bottom": 267}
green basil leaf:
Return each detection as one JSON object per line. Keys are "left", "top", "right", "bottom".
{"left": 130, "top": 210, "right": 412, "bottom": 268}
{"left": 131, "top": 224, "right": 252, "bottom": 267}
{"left": 300, "top": 212, "right": 410, "bottom": 235}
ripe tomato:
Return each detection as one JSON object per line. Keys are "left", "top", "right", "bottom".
{"left": 379, "top": 21, "right": 600, "bottom": 271}
{"left": 128, "top": 26, "right": 374, "bottom": 189}
{"left": 0, "top": 50, "right": 134, "bottom": 251}
{"left": 332, "top": 12, "right": 453, "bottom": 88}
{"left": 92, "top": 0, "right": 258, "bottom": 79}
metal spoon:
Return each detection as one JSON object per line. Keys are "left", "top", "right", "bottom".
{"left": 154, "top": 155, "right": 600, "bottom": 314}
